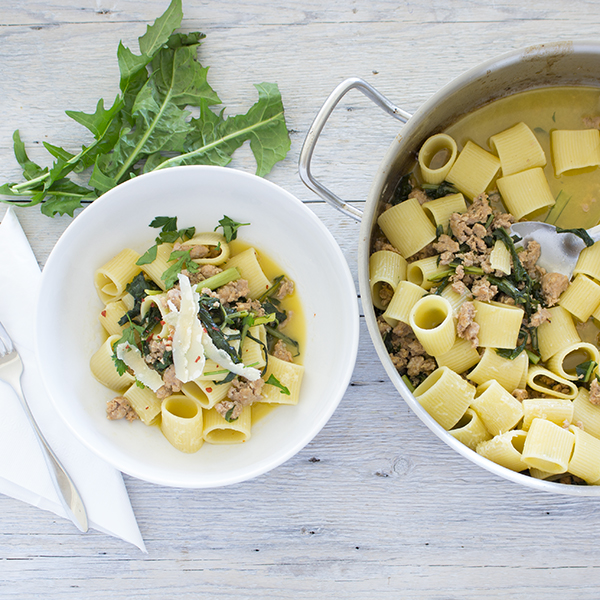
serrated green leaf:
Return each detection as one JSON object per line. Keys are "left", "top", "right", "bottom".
{"left": 40, "top": 196, "right": 84, "bottom": 217}
{"left": 138, "top": 0, "right": 183, "bottom": 58}
{"left": 66, "top": 96, "right": 123, "bottom": 139}
{"left": 13, "top": 131, "right": 47, "bottom": 180}
{"left": 89, "top": 158, "right": 118, "bottom": 193}
{"left": 43, "top": 142, "right": 75, "bottom": 162}
{"left": 150, "top": 38, "right": 220, "bottom": 107}
{"left": 156, "top": 82, "right": 290, "bottom": 175}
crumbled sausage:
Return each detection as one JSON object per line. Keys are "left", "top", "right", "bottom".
{"left": 471, "top": 279, "right": 498, "bottom": 302}
{"left": 541, "top": 272, "right": 569, "bottom": 307}
{"left": 275, "top": 277, "right": 294, "bottom": 300}
{"left": 216, "top": 377, "right": 265, "bottom": 420}
{"left": 512, "top": 389, "right": 528, "bottom": 402}
{"left": 235, "top": 299, "right": 266, "bottom": 316}
{"left": 408, "top": 188, "right": 429, "bottom": 205}
{"left": 492, "top": 212, "right": 515, "bottom": 230}
{"left": 166, "top": 287, "right": 182, "bottom": 311}
{"left": 529, "top": 306, "right": 552, "bottom": 328}
{"left": 216, "top": 279, "right": 250, "bottom": 304}
{"left": 519, "top": 241, "right": 542, "bottom": 275}
{"left": 144, "top": 337, "right": 168, "bottom": 364}
{"left": 406, "top": 355, "right": 437, "bottom": 378}
{"left": 434, "top": 234, "right": 460, "bottom": 254}
{"left": 156, "top": 364, "right": 182, "bottom": 399}
{"left": 272, "top": 339, "right": 293, "bottom": 362}
{"left": 106, "top": 396, "right": 139, "bottom": 421}
{"left": 590, "top": 379, "right": 600, "bottom": 405}
{"left": 457, "top": 301, "right": 480, "bottom": 348}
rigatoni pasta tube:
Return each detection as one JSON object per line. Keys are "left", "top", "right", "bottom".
{"left": 413, "top": 366, "right": 475, "bottom": 430}
{"left": 471, "top": 380, "right": 523, "bottom": 436}
{"left": 89, "top": 334, "right": 135, "bottom": 392}
{"left": 567, "top": 425, "right": 600, "bottom": 484}
{"left": 422, "top": 193, "right": 466, "bottom": 229}
{"left": 140, "top": 243, "right": 173, "bottom": 291}
{"left": 183, "top": 232, "right": 229, "bottom": 265}
{"left": 521, "top": 398, "right": 574, "bottom": 431}
{"left": 476, "top": 430, "right": 528, "bottom": 472}
{"left": 377, "top": 198, "right": 437, "bottom": 258}
{"left": 496, "top": 167, "right": 555, "bottom": 220}
{"left": 546, "top": 342, "right": 600, "bottom": 382}
{"left": 98, "top": 300, "right": 127, "bottom": 337}
{"left": 434, "top": 337, "right": 480, "bottom": 374}
{"left": 409, "top": 295, "right": 455, "bottom": 356}
{"left": 369, "top": 250, "right": 407, "bottom": 310}
{"left": 440, "top": 284, "right": 470, "bottom": 317}
{"left": 94, "top": 248, "right": 142, "bottom": 304}
{"left": 573, "top": 241, "right": 600, "bottom": 281}
{"left": 407, "top": 256, "right": 448, "bottom": 291}
{"left": 261, "top": 356, "right": 304, "bottom": 405}
{"left": 225, "top": 247, "right": 271, "bottom": 299}
{"left": 526, "top": 365, "right": 578, "bottom": 400}
{"left": 472, "top": 300, "right": 524, "bottom": 349}
{"left": 123, "top": 383, "right": 163, "bottom": 426}
{"left": 572, "top": 387, "right": 600, "bottom": 440}
{"left": 489, "top": 122, "right": 546, "bottom": 176}
{"left": 537, "top": 306, "right": 580, "bottom": 361}
{"left": 418, "top": 133, "right": 458, "bottom": 184}
{"left": 521, "top": 418, "right": 574, "bottom": 474}
{"left": 382, "top": 281, "right": 427, "bottom": 327}
{"left": 467, "top": 347, "right": 528, "bottom": 393}
{"left": 160, "top": 395, "right": 204, "bottom": 453}
{"left": 449, "top": 409, "right": 492, "bottom": 451}
{"left": 203, "top": 406, "right": 252, "bottom": 444}
{"left": 551, "top": 128, "right": 600, "bottom": 176}
{"left": 446, "top": 140, "right": 501, "bottom": 200}
{"left": 558, "top": 274, "right": 600, "bottom": 322}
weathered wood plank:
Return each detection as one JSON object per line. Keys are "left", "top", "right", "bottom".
{"left": 2, "top": 1, "right": 600, "bottom": 598}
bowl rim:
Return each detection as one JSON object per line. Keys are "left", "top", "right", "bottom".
{"left": 36, "top": 165, "right": 360, "bottom": 488}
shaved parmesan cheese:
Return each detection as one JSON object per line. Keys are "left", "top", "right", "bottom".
{"left": 170, "top": 274, "right": 206, "bottom": 383}
{"left": 201, "top": 330, "right": 261, "bottom": 381}
{"left": 116, "top": 343, "right": 164, "bottom": 392}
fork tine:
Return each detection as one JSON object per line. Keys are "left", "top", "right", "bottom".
{"left": 0, "top": 320, "right": 14, "bottom": 354}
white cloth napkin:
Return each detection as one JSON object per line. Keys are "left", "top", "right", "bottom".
{"left": 0, "top": 207, "right": 146, "bottom": 552}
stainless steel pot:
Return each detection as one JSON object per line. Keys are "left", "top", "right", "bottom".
{"left": 299, "top": 41, "right": 600, "bottom": 495}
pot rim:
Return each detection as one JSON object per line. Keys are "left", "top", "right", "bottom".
{"left": 359, "top": 40, "right": 600, "bottom": 496}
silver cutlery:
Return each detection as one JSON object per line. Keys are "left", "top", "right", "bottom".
{"left": 0, "top": 320, "right": 88, "bottom": 532}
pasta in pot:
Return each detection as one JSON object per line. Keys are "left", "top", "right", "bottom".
{"left": 90, "top": 216, "right": 304, "bottom": 454}
{"left": 370, "top": 87, "right": 600, "bottom": 486}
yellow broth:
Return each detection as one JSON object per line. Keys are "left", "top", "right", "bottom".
{"left": 444, "top": 86, "right": 600, "bottom": 228}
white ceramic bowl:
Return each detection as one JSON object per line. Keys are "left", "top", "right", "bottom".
{"left": 36, "top": 166, "right": 359, "bottom": 488}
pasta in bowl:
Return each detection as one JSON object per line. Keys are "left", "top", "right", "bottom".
{"left": 36, "top": 166, "right": 359, "bottom": 487}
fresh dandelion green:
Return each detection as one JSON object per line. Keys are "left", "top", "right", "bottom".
{"left": 0, "top": 0, "right": 290, "bottom": 217}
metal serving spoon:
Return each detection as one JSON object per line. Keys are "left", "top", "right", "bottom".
{"left": 510, "top": 222, "right": 600, "bottom": 278}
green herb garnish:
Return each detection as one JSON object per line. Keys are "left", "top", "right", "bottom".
{"left": 161, "top": 249, "right": 199, "bottom": 288}
{"left": 215, "top": 216, "right": 250, "bottom": 242}
{"left": 265, "top": 374, "right": 290, "bottom": 395}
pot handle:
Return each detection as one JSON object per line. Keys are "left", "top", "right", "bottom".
{"left": 299, "top": 77, "right": 412, "bottom": 222}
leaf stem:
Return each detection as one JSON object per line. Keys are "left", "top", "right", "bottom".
{"left": 153, "top": 111, "right": 284, "bottom": 171}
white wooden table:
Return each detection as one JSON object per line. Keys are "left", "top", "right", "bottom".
{"left": 3, "top": 2, "right": 600, "bottom": 598}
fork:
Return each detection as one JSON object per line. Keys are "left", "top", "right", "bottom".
{"left": 0, "top": 320, "right": 88, "bottom": 532}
